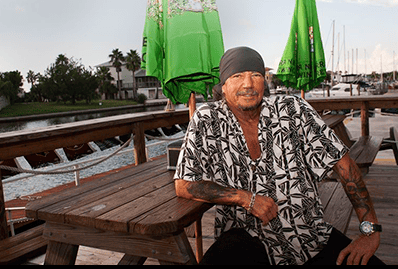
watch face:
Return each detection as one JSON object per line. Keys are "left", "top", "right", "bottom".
{"left": 360, "top": 221, "right": 373, "bottom": 235}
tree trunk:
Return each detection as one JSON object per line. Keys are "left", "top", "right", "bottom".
{"left": 117, "top": 71, "right": 122, "bottom": 100}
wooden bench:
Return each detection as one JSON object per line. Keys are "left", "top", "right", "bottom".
{"left": 0, "top": 224, "right": 48, "bottom": 265}
{"left": 349, "top": 136, "right": 383, "bottom": 175}
{"left": 319, "top": 180, "right": 353, "bottom": 235}
{"left": 321, "top": 114, "right": 383, "bottom": 177}
{"left": 380, "top": 127, "right": 398, "bottom": 165}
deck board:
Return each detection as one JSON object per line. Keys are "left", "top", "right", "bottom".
{"left": 345, "top": 163, "right": 398, "bottom": 265}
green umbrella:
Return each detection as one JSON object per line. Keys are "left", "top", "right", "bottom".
{"left": 141, "top": 0, "right": 224, "bottom": 107}
{"left": 276, "top": 0, "right": 327, "bottom": 98}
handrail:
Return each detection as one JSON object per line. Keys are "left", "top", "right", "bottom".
{"left": 0, "top": 108, "right": 190, "bottom": 240}
{"left": 307, "top": 95, "right": 398, "bottom": 137}
{"left": 0, "top": 108, "right": 190, "bottom": 163}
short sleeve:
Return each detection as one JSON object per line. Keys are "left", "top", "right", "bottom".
{"left": 300, "top": 99, "right": 349, "bottom": 182}
{"left": 174, "top": 106, "right": 214, "bottom": 182}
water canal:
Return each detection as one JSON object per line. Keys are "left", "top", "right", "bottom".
{"left": 0, "top": 103, "right": 188, "bottom": 133}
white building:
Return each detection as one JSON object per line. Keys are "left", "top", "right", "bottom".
{"left": 96, "top": 62, "right": 166, "bottom": 100}
{"left": 0, "top": 95, "right": 9, "bottom": 111}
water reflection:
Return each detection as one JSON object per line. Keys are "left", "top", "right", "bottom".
{"left": 0, "top": 104, "right": 188, "bottom": 134}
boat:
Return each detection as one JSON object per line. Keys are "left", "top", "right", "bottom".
{"left": 310, "top": 83, "right": 375, "bottom": 98}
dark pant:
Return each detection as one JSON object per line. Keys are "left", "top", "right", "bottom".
{"left": 200, "top": 228, "right": 385, "bottom": 265}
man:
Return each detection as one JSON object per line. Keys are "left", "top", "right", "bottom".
{"left": 174, "top": 47, "right": 383, "bottom": 265}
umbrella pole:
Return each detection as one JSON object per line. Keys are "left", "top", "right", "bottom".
{"left": 189, "top": 92, "right": 196, "bottom": 119}
{"left": 301, "top": 90, "right": 305, "bottom": 99}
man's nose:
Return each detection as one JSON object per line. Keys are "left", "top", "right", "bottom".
{"left": 243, "top": 73, "right": 254, "bottom": 89}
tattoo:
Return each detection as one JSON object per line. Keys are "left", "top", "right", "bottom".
{"left": 187, "top": 181, "right": 238, "bottom": 205}
{"left": 336, "top": 161, "right": 372, "bottom": 222}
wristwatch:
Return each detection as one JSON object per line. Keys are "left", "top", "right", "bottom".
{"left": 359, "top": 221, "right": 382, "bottom": 236}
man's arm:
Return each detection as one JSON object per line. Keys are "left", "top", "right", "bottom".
{"left": 333, "top": 153, "right": 381, "bottom": 265}
{"left": 175, "top": 179, "right": 278, "bottom": 226}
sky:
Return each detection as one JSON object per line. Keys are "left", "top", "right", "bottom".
{"left": 1, "top": 0, "right": 397, "bottom": 92}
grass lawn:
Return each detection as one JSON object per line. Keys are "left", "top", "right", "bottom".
{"left": 0, "top": 100, "right": 139, "bottom": 118}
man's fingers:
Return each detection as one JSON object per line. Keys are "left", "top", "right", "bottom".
{"left": 360, "top": 254, "right": 372, "bottom": 266}
{"left": 337, "top": 246, "right": 351, "bottom": 265}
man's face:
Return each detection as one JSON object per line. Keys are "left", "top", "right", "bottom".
{"left": 222, "top": 71, "right": 265, "bottom": 112}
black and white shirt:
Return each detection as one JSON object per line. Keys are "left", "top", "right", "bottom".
{"left": 175, "top": 95, "right": 349, "bottom": 265}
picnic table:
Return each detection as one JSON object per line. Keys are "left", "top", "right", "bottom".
{"left": 25, "top": 158, "right": 213, "bottom": 265}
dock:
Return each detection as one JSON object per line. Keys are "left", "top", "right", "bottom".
{"left": 1, "top": 95, "right": 398, "bottom": 265}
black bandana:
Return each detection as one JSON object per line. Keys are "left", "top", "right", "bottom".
{"left": 219, "top": 47, "right": 265, "bottom": 85}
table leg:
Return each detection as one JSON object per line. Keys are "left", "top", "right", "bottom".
{"left": 118, "top": 255, "right": 147, "bottom": 265}
{"left": 44, "top": 241, "right": 79, "bottom": 265}
{"left": 195, "top": 218, "right": 203, "bottom": 263}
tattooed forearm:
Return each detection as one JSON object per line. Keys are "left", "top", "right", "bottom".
{"left": 175, "top": 179, "right": 247, "bottom": 207}
{"left": 187, "top": 181, "right": 239, "bottom": 204}
{"left": 334, "top": 154, "right": 377, "bottom": 223}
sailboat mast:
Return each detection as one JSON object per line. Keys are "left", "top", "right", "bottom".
{"left": 394, "top": 51, "right": 396, "bottom": 81}
{"left": 331, "top": 20, "right": 335, "bottom": 86}
{"left": 344, "top": 26, "right": 346, "bottom": 74}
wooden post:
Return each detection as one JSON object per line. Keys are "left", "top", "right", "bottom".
{"left": 133, "top": 123, "right": 147, "bottom": 165}
{"left": 0, "top": 169, "right": 9, "bottom": 240}
{"left": 361, "top": 101, "right": 370, "bottom": 137}
{"left": 301, "top": 90, "right": 305, "bottom": 99}
{"left": 189, "top": 93, "right": 196, "bottom": 119}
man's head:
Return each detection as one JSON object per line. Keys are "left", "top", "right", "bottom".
{"left": 218, "top": 47, "right": 266, "bottom": 112}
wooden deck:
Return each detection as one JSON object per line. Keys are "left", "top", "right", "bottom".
{"left": 345, "top": 159, "right": 398, "bottom": 265}
{"left": 23, "top": 156, "right": 398, "bottom": 265}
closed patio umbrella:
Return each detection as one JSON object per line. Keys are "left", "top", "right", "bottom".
{"left": 141, "top": 0, "right": 224, "bottom": 116}
{"left": 276, "top": 0, "right": 327, "bottom": 99}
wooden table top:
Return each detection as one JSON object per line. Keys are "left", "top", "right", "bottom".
{"left": 25, "top": 158, "right": 213, "bottom": 237}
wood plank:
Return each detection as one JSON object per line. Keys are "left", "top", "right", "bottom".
{"left": 0, "top": 235, "right": 48, "bottom": 265}
{"left": 321, "top": 114, "right": 345, "bottom": 129}
{"left": 26, "top": 158, "right": 166, "bottom": 219}
{"left": 65, "top": 171, "right": 173, "bottom": 223}
{"left": 118, "top": 255, "right": 147, "bottom": 265}
{"left": 0, "top": 109, "right": 189, "bottom": 161}
{"left": 131, "top": 197, "right": 213, "bottom": 236}
{"left": 43, "top": 222, "right": 193, "bottom": 264}
{"left": 308, "top": 95, "right": 398, "bottom": 111}
{"left": 0, "top": 224, "right": 48, "bottom": 265}
{"left": 390, "top": 127, "right": 398, "bottom": 165}
{"left": 36, "top": 167, "right": 170, "bottom": 224}
{"left": 94, "top": 182, "right": 176, "bottom": 233}
{"left": 44, "top": 241, "right": 79, "bottom": 265}
{"left": 133, "top": 122, "right": 147, "bottom": 165}
{"left": 351, "top": 137, "right": 383, "bottom": 168}
{"left": 322, "top": 183, "right": 353, "bottom": 234}
{"left": 318, "top": 181, "right": 339, "bottom": 209}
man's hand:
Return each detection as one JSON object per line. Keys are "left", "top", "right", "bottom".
{"left": 336, "top": 232, "right": 380, "bottom": 265}
{"left": 250, "top": 195, "right": 278, "bottom": 226}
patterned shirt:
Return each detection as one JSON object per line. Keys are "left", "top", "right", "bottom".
{"left": 174, "top": 95, "right": 349, "bottom": 265}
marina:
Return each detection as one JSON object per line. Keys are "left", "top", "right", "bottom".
{"left": 1, "top": 93, "right": 398, "bottom": 265}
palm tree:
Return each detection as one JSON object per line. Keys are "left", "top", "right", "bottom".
{"left": 126, "top": 49, "right": 141, "bottom": 100}
{"left": 109, "top": 49, "right": 125, "bottom": 99}
{"left": 27, "top": 70, "right": 39, "bottom": 90}
{"left": 96, "top": 66, "right": 117, "bottom": 100}
{"left": 55, "top": 54, "right": 69, "bottom": 66}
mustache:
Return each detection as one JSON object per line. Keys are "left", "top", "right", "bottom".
{"left": 236, "top": 90, "right": 260, "bottom": 97}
